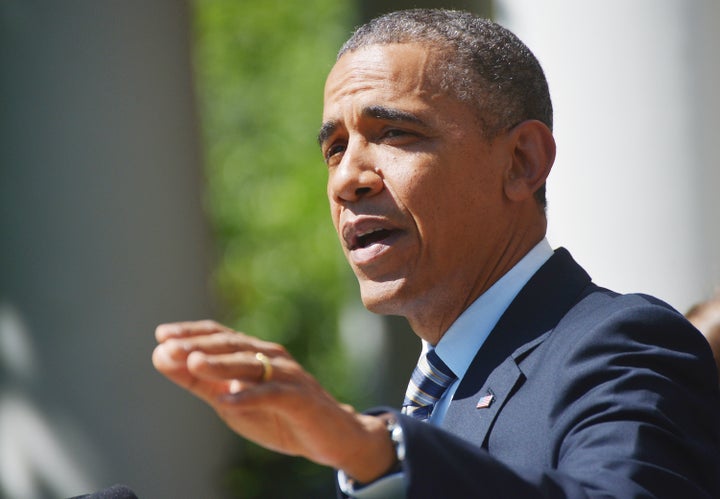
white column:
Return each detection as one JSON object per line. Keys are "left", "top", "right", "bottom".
{"left": 0, "top": 2, "right": 233, "bottom": 498}
{"left": 496, "top": 0, "right": 720, "bottom": 312}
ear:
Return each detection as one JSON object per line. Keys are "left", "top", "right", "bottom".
{"left": 503, "top": 120, "right": 556, "bottom": 203}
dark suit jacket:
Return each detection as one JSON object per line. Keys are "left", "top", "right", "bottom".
{"left": 362, "top": 249, "right": 720, "bottom": 498}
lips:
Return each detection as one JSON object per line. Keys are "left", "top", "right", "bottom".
{"left": 342, "top": 218, "right": 401, "bottom": 264}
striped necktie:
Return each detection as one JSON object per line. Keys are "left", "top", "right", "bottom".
{"left": 402, "top": 349, "right": 457, "bottom": 421}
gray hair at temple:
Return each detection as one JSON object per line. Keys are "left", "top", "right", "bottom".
{"left": 338, "top": 9, "right": 553, "bottom": 208}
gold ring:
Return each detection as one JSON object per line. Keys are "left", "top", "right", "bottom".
{"left": 255, "top": 352, "right": 272, "bottom": 382}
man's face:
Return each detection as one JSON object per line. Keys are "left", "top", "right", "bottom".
{"left": 320, "top": 43, "right": 515, "bottom": 335}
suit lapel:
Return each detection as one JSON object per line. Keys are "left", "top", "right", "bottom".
{"left": 441, "top": 248, "right": 591, "bottom": 445}
{"left": 442, "top": 355, "right": 523, "bottom": 447}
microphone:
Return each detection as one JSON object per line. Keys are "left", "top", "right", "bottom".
{"left": 68, "top": 484, "right": 139, "bottom": 498}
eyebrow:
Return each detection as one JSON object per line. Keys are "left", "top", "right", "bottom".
{"left": 317, "top": 120, "right": 338, "bottom": 148}
{"left": 364, "top": 105, "right": 426, "bottom": 127}
{"left": 317, "top": 105, "right": 428, "bottom": 148}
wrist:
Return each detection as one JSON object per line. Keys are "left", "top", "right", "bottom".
{"left": 339, "top": 413, "right": 399, "bottom": 484}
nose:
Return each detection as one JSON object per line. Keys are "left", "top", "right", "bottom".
{"left": 327, "top": 143, "right": 383, "bottom": 203}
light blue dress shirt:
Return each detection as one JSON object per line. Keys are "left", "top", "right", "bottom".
{"left": 339, "top": 239, "right": 554, "bottom": 498}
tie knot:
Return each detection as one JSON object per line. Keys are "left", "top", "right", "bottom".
{"left": 402, "top": 349, "right": 457, "bottom": 421}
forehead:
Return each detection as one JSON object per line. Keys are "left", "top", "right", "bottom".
{"left": 322, "top": 43, "right": 447, "bottom": 118}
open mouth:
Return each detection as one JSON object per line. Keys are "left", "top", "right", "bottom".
{"left": 353, "top": 228, "right": 392, "bottom": 249}
{"left": 345, "top": 227, "right": 396, "bottom": 251}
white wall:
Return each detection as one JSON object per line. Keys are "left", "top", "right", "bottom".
{"left": 496, "top": 0, "right": 720, "bottom": 312}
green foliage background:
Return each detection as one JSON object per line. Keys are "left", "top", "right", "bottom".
{"left": 192, "top": 0, "right": 358, "bottom": 496}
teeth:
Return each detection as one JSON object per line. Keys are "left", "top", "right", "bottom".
{"left": 357, "top": 228, "right": 384, "bottom": 238}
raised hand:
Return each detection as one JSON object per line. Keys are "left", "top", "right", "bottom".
{"left": 152, "top": 320, "right": 395, "bottom": 482}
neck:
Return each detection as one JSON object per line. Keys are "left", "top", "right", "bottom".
{"left": 407, "top": 224, "right": 546, "bottom": 344}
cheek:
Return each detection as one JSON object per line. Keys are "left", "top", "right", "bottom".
{"left": 327, "top": 183, "right": 339, "bottom": 221}
{"left": 383, "top": 161, "right": 426, "bottom": 206}
{"left": 329, "top": 203, "right": 341, "bottom": 231}
{"left": 409, "top": 173, "right": 491, "bottom": 241}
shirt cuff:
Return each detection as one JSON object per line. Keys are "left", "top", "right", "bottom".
{"left": 337, "top": 469, "right": 405, "bottom": 498}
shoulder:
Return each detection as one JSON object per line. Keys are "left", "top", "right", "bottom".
{"left": 550, "top": 286, "right": 712, "bottom": 361}
{"left": 536, "top": 286, "right": 720, "bottom": 426}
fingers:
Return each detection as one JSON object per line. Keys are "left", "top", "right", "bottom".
{"left": 152, "top": 320, "right": 292, "bottom": 404}
{"left": 155, "top": 320, "right": 231, "bottom": 342}
{"left": 187, "top": 350, "right": 271, "bottom": 383}
{"left": 155, "top": 321, "right": 288, "bottom": 356}
{"left": 167, "top": 332, "right": 282, "bottom": 357}
{"left": 152, "top": 342, "right": 188, "bottom": 376}
{"left": 152, "top": 342, "right": 243, "bottom": 404}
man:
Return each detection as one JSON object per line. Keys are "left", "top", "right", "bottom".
{"left": 153, "top": 9, "right": 720, "bottom": 498}
{"left": 687, "top": 293, "right": 720, "bottom": 382}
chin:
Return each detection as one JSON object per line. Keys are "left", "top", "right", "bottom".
{"left": 358, "top": 278, "right": 411, "bottom": 316}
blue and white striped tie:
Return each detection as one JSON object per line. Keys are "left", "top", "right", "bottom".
{"left": 402, "top": 349, "right": 457, "bottom": 421}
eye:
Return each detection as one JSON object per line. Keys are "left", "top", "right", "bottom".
{"left": 383, "top": 128, "right": 409, "bottom": 139}
{"left": 378, "top": 127, "right": 421, "bottom": 146}
{"left": 324, "top": 143, "right": 346, "bottom": 164}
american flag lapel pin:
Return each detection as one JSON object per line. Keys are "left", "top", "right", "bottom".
{"left": 476, "top": 391, "right": 494, "bottom": 409}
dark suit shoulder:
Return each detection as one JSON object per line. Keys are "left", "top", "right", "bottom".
{"left": 549, "top": 286, "right": 716, "bottom": 375}
{"left": 519, "top": 288, "right": 720, "bottom": 496}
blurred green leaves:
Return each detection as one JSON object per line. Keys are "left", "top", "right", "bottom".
{"left": 192, "top": 0, "right": 358, "bottom": 496}
{"left": 194, "top": 0, "right": 356, "bottom": 383}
